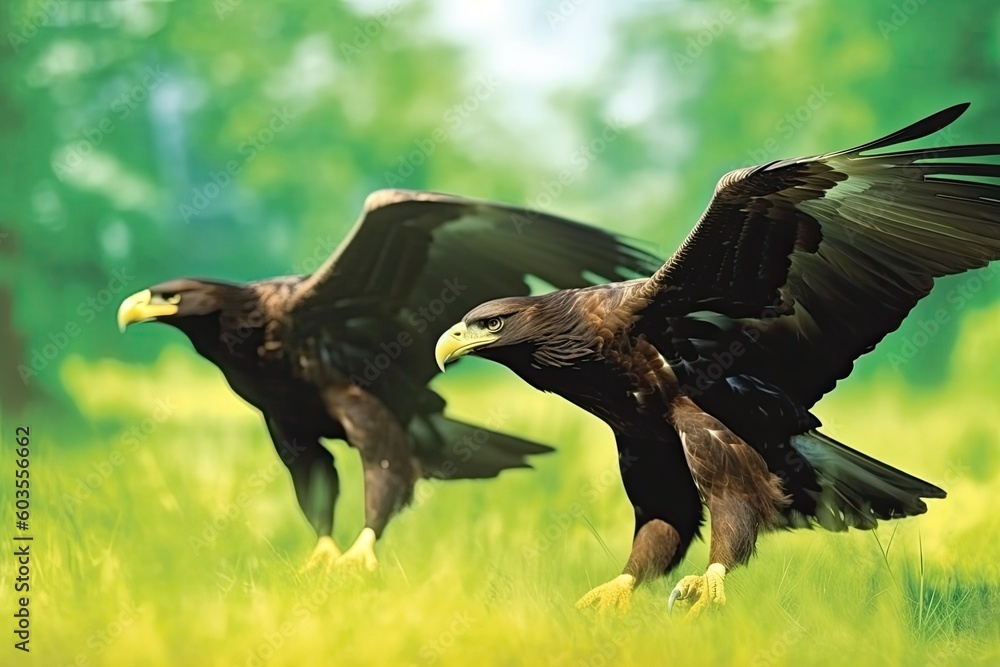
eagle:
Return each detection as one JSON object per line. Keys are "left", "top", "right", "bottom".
{"left": 117, "top": 189, "right": 660, "bottom": 573}
{"left": 435, "top": 104, "right": 1000, "bottom": 616}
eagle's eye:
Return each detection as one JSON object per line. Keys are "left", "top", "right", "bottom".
{"left": 485, "top": 317, "right": 503, "bottom": 333}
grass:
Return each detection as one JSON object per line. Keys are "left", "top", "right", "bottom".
{"left": 5, "top": 305, "right": 1000, "bottom": 666}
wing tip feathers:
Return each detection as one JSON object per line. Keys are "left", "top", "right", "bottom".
{"left": 846, "top": 102, "right": 973, "bottom": 156}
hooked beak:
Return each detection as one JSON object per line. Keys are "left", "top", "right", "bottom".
{"left": 117, "top": 289, "right": 179, "bottom": 332}
{"left": 434, "top": 322, "right": 499, "bottom": 372}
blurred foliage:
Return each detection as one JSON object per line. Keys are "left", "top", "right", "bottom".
{"left": 2, "top": 0, "right": 1000, "bottom": 407}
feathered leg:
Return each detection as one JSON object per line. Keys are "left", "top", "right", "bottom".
{"left": 577, "top": 435, "right": 702, "bottom": 613}
{"left": 324, "top": 385, "right": 416, "bottom": 573}
{"left": 267, "top": 419, "right": 344, "bottom": 573}
{"left": 667, "top": 397, "right": 786, "bottom": 618}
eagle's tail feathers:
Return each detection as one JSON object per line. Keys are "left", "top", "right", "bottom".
{"left": 409, "top": 414, "right": 554, "bottom": 480}
{"left": 789, "top": 430, "right": 945, "bottom": 531}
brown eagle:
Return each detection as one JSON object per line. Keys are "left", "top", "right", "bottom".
{"left": 435, "top": 104, "right": 1000, "bottom": 616}
{"left": 118, "top": 190, "right": 660, "bottom": 572}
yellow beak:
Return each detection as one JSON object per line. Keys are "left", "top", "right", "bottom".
{"left": 117, "top": 289, "right": 179, "bottom": 332}
{"left": 435, "top": 322, "right": 498, "bottom": 372}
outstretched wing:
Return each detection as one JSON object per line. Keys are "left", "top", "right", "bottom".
{"left": 285, "top": 190, "right": 661, "bottom": 412}
{"left": 292, "top": 189, "right": 657, "bottom": 312}
{"left": 634, "top": 103, "right": 1000, "bottom": 406}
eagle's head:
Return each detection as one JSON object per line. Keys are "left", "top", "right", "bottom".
{"left": 117, "top": 278, "right": 233, "bottom": 332}
{"left": 117, "top": 277, "right": 269, "bottom": 362}
{"left": 434, "top": 295, "right": 540, "bottom": 371}
{"left": 435, "top": 286, "right": 607, "bottom": 375}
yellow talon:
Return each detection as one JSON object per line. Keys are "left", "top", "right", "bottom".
{"left": 575, "top": 574, "right": 636, "bottom": 614}
{"left": 299, "top": 535, "right": 342, "bottom": 574}
{"left": 668, "top": 563, "right": 726, "bottom": 619}
{"left": 336, "top": 527, "right": 378, "bottom": 572}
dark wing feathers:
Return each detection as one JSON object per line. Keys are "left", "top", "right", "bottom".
{"left": 287, "top": 190, "right": 661, "bottom": 392}
{"left": 293, "top": 189, "right": 658, "bottom": 309}
{"left": 637, "top": 103, "right": 1000, "bottom": 407}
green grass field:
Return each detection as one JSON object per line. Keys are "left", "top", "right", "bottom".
{"left": 6, "top": 305, "right": 1000, "bottom": 666}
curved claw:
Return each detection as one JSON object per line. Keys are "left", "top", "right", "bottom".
{"left": 575, "top": 574, "right": 636, "bottom": 615}
{"left": 668, "top": 563, "right": 727, "bottom": 620}
{"left": 667, "top": 586, "right": 681, "bottom": 613}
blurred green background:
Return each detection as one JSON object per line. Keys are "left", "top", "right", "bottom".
{"left": 2, "top": 1, "right": 1000, "bottom": 665}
